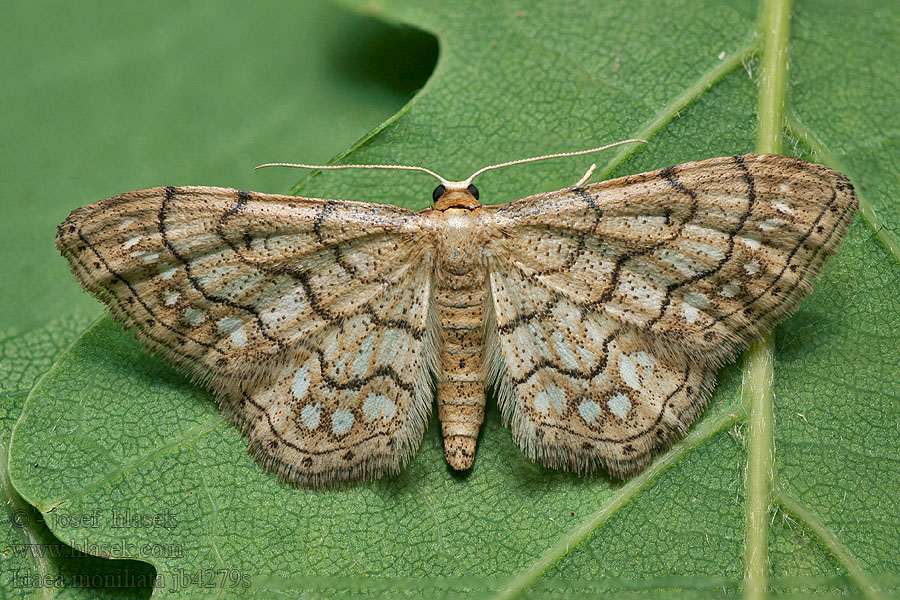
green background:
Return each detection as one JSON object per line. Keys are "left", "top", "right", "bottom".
{"left": 2, "top": 0, "right": 898, "bottom": 598}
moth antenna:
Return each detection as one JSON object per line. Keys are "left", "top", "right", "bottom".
{"left": 254, "top": 162, "right": 451, "bottom": 186}
{"left": 462, "top": 138, "right": 648, "bottom": 186}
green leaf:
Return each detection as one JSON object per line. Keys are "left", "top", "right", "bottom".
{"left": 1, "top": 317, "right": 157, "bottom": 599}
{"left": 9, "top": 0, "right": 900, "bottom": 598}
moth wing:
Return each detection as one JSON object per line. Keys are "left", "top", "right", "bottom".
{"left": 57, "top": 186, "right": 439, "bottom": 486}
{"left": 235, "top": 255, "right": 439, "bottom": 487}
{"left": 484, "top": 261, "right": 716, "bottom": 476}
{"left": 484, "top": 154, "right": 857, "bottom": 475}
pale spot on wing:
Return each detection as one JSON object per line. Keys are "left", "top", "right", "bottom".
{"left": 160, "top": 267, "right": 177, "bottom": 280}
{"left": 681, "top": 292, "right": 709, "bottom": 323}
{"left": 331, "top": 408, "right": 354, "bottom": 435}
{"left": 680, "top": 226, "right": 727, "bottom": 262}
{"left": 184, "top": 308, "right": 206, "bottom": 326}
{"left": 578, "top": 399, "right": 603, "bottom": 425}
{"left": 217, "top": 272, "right": 266, "bottom": 299}
{"left": 619, "top": 272, "right": 665, "bottom": 306}
{"left": 217, "top": 316, "right": 243, "bottom": 334}
{"left": 744, "top": 260, "right": 761, "bottom": 275}
{"left": 269, "top": 405, "right": 287, "bottom": 429}
{"left": 631, "top": 351, "right": 657, "bottom": 369}
{"left": 682, "top": 303, "right": 701, "bottom": 324}
{"left": 659, "top": 249, "right": 703, "bottom": 276}
{"left": 584, "top": 316, "right": 608, "bottom": 345}
{"left": 551, "top": 329, "right": 579, "bottom": 369}
{"left": 533, "top": 384, "right": 566, "bottom": 415}
{"left": 163, "top": 290, "right": 180, "bottom": 306}
{"left": 261, "top": 290, "right": 308, "bottom": 328}
{"left": 301, "top": 403, "right": 321, "bottom": 429}
{"left": 503, "top": 325, "right": 539, "bottom": 378}
{"left": 362, "top": 392, "right": 397, "bottom": 422}
{"left": 352, "top": 335, "right": 375, "bottom": 377}
{"left": 617, "top": 214, "right": 669, "bottom": 231}
{"left": 683, "top": 291, "right": 710, "bottom": 309}
{"left": 173, "top": 231, "right": 219, "bottom": 251}
{"left": 230, "top": 327, "right": 248, "bottom": 348}
{"left": 116, "top": 218, "right": 134, "bottom": 230}
{"left": 740, "top": 237, "right": 762, "bottom": 250}
{"left": 329, "top": 345, "right": 350, "bottom": 376}
{"left": 720, "top": 281, "right": 741, "bottom": 298}
{"left": 199, "top": 265, "right": 240, "bottom": 288}
{"left": 122, "top": 235, "right": 142, "bottom": 250}
{"left": 607, "top": 393, "right": 631, "bottom": 419}
{"left": 759, "top": 218, "right": 784, "bottom": 232}
{"left": 291, "top": 363, "right": 311, "bottom": 400}
{"left": 131, "top": 250, "right": 158, "bottom": 263}
{"left": 619, "top": 354, "right": 642, "bottom": 391}
{"left": 772, "top": 199, "right": 793, "bottom": 214}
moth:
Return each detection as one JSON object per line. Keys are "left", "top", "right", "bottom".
{"left": 56, "top": 140, "right": 857, "bottom": 487}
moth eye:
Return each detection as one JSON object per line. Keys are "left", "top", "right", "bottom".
{"left": 467, "top": 184, "right": 480, "bottom": 200}
{"left": 432, "top": 184, "right": 446, "bottom": 203}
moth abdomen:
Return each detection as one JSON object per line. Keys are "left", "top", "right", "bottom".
{"left": 434, "top": 265, "right": 489, "bottom": 471}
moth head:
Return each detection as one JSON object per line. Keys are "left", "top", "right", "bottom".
{"left": 431, "top": 182, "right": 480, "bottom": 211}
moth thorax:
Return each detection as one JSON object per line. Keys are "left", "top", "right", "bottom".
{"left": 436, "top": 209, "right": 484, "bottom": 276}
